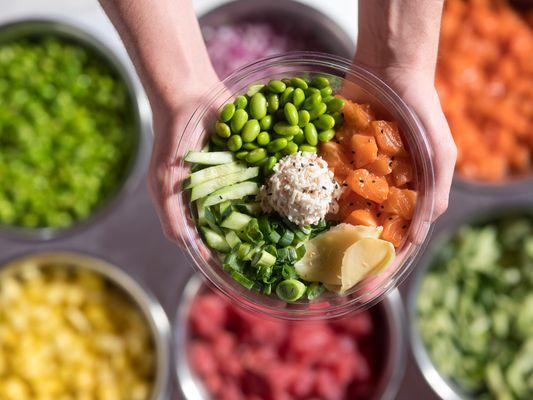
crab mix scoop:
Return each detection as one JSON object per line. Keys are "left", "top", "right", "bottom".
{"left": 259, "top": 152, "right": 340, "bottom": 227}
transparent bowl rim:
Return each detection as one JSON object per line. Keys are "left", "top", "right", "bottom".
{"left": 174, "top": 51, "right": 436, "bottom": 320}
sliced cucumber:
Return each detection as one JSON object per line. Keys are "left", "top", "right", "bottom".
{"left": 204, "top": 207, "right": 222, "bottom": 234}
{"left": 221, "top": 211, "right": 252, "bottom": 230}
{"left": 185, "top": 162, "right": 245, "bottom": 189}
{"left": 200, "top": 227, "right": 230, "bottom": 253}
{"left": 197, "top": 198, "right": 207, "bottom": 226}
{"left": 191, "top": 167, "right": 259, "bottom": 201}
{"left": 204, "top": 181, "right": 259, "bottom": 207}
{"left": 184, "top": 151, "right": 234, "bottom": 165}
{"left": 234, "top": 202, "right": 262, "bottom": 216}
{"left": 225, "top": 230, "right": 242, "bottom": 249}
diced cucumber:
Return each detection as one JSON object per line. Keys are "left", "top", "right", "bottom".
{"left": 252, "top": 250, "right": 277, "bottom": 268}
{"left": 191, "top": 167, "right": 259, "bottom": 201}
{"left": 184, "top": 151, "right": 234, "bottom": 165}
{"left": 218, "top": 201, "right": 234, "bottom": 221}
{"left": 204, "top": 181, "right": 259, "bottom": 207}
{"left": 196, "top": 198, "right": 207, "bottom": 226}
{"left": 185, "top": 162, "right": 245, "bottom": 188}
{"left": 234, "top": 202, "right": 262, "bottom": 216}
{"left": 200, "top": 227, "right": 230, "bottom": 253}
{"left": 225, "top": 230, "right": 242, "bottom": 249}
{"left": 221, "top": 211, "right": 252, "bottom": 230}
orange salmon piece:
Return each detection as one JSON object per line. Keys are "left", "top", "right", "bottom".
{"left": 342, "top": 101, "right": 376, "bottom": 130}
{"left": 346, "top": 169, "right": 389, "bottom": 204}
{"left": 337, "top": 190, "right": 376, "bottom": 220}
{"left": 366, "top": 154, "right": 392, "bottom": 175}
{"left": 371, "top": 121, "right": 404, "bottom": 156}
{"left": 391, "top": 157, "right": 414, "bottom": 187}
{"left": 382, "top": 187, "right": 417, "bottom": 220}
{"left": 380, "top": 213, "right": 409, "bottom": 248}
{"left": 351, "top": 134, "right": 378, "bottom": 168}
{"left": 345, "top": 209, "right": 378, "bottom": 227}
{"left": 320, "top": 141, "right": 352, "bottom": 179}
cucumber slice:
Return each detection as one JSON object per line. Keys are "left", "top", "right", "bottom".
{"left": 191, "top": 167, "right": 259, "bottom": 201}
{"left": 197, "top": 198, "right": 207, "bottom": 226}
{"left": 221, "top": 211, "right": 252, "bottom": 230}
{"left": 184, "top": 151, "right": 234, "bottom": 165}
{"left": 185, "top": 162, "right": 245, "bottom": 189}
{"left": 204, "top": 182, "right": 259, "bottom": 207}
{"left": 204, "top": 207, "right": 222, "bottom": 234}
{"left": 200, "top": 227, "right": 230, "bottom": 253}
{"left": 234, "top": 202, "right": 262, "bottom": 216}
{"left": 225, "top": 230, "right": 242, "bottom": 249}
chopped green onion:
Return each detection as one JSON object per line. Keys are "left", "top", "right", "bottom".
{"left": 236, "top": 243, "right": 252, "bottom": 260}
{"left": 281, "top": 264, "right": 298, "bottom": 280}
{"left": 279, "top": 230, "right": 295, "bottom": 247}
{"left": 258, "top": 216, "right": 272, "bottom": 235}
{"left": 263, "top": 244, "right": 277, "bottom": 257}
{"left": 306, "top": 282, "right": 325, "bottom": 300}
{"left": 231, "top": 271, "right": 254, "bottom": 289}
{"left": 268, "top": 230, "right": 281, "bottom": 244}
{"left": 252, "top": 250, "right": 277, "bottom": 268}
{"left": 276, "top": 279, "right": 306, "bottom": 302}
{"left": 244, "top": 218, "right": 263, "bottom": 242}
{"left": 295, "top": 244, "right": 306, "bottom": 260}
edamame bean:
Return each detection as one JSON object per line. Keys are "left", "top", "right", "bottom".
{"left": 273, "top": 151, "right": 283, "bottom": 160}
{"left": 293, "top": 131, "right": 305, "bottom": 144}
{"left": 220, "top": 103, "right": 235, "bottom": 122}
{"left": 273, "top": 122, "right": 300, "bottom": 136}
{"left": 246, "top": 84, "right": 264, "bottom": 97}
{"left": 257, "top": 131, "right": 270, "bottom": 146}
{"left": 311, "top": 76, "right": 330, "bottom": 89}
{"left": 298, "top": 110, "right": 310, "bottom": 127}
{"left": 276, "top": 279, "right": 306, "bottom": 302}
{"left": 211, "top": 134, "right": 226, "bottom": 148}
{"left": 281, "top": 78, "right": 292, "bottom": 86}
{"left": 290, "top": 77, "right": 308, "bottom": 89}
{"left": 267, "top": 93, "right": 279, "bottom": 113}
{"left": 304, "top": 123, "right": 318, "bottom": 146}
{"left": 304, "top": 87, "right": 320, "bottom": 97}
{"left": 292, "top": 88, "right": 305, "bottom": 108}
{"left": 241, "top": 119, "right": 260, "bottom": 142}
{"left": 284, "top": 142, "right": 298, "bottom": 155}
{"left": 332, "top": 111, "right": 343, "bottom": 125}
{"left": 235, "top": 150, "right": 249, "bottom": 160}
{"left": 326, "top": 97, "right": 344, "bottom": 112}
{"left": 309, "top": 102, "right": 327, "bottom": 119}
{"left": 320, "top": 86, "right": 333, "bottom": 97}
{"left": 230, "top": 109, "right": 248, "bottom": 133}
{"left": 256, "top": 157, "right": 269, "bottom": 167}
{"left": 284, "top": 103, "right": 299, "bottom": 126}
{"left": 318, "top": 129, "right": 336, "bottom": 142}
{"left": 250, "top": 92, "right": 267, "bottom": 119}
{"left": 299, "top": 144, "right": 317, "bottom": 153}
{"left": 315, "top": 114, "right": 335, "bottom": 131}
{"left": 215, "top": 122, "right": 231, "bottom": 138}
{"left": 260, "top": 115, "right": 273, "bottom": 130}
{"left": 234, "top": 95, "right": 248, "bottom": 109}
{"left": 227, "top": 135, "right": 243, "bottom": 151}
{"left": 279, "top": 87, "right": 294, "bottom": 106}
{"left": 243, "top": 142, "right": 259, "bottom": 150}
{"left": 322, "top": 95, "right": 334, "bottom": 103}
{"left": 264, "top": 156, "right": 277, "bottom": 174}
{"left": 268, "top": 80, "right": 286, "bottom": 94}
{"left": 267, "top": 138, "right": 288, "bottom": 153}
{"left": 246, "top": 148, "right": 267, "bottom": 164}
{"left": 303, "top": 93, "right": 321, "bottom": 110}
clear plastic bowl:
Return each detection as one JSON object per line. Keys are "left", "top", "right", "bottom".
{"left": 174, "top": 52, "right": 435, "bottom": 320}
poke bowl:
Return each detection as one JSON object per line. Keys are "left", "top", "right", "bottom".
{"left": 175, "top": 52, "right": 435, "bottom": 319}
{"left": 175, "top": 274, "right": 407, "bottom": 400}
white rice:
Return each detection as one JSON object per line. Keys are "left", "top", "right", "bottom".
{"left": 259, "top": 152, "right": 340, "bottom": 227}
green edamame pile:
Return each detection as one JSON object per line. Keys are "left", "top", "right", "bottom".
{"left": 0, "top": 36, "right": 136, "bottom": 229}
{"left": 417, "top": 216, "right": 533, "bottom": 399}
{"left": 213, "top": 76, "right": 343, "bottom": 173}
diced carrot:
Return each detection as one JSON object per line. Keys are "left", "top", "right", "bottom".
{"left": 346, "top": 169, "right": 389, "bottom": 204}
{"left": 345, "top": 209, "right": 378, "bottom": 227}
{"left": 365, "top": 154, "right": 392, "bottom": 176}
{"left": 351, "top": 134, "right": 378, "bottom": 168}
{"left": 391, "top": 158, "right": 414, "bottom": 187}
{"left": 380, "top": 213, "right": 409, "bottom": 248}
{"left": 382, "top": 187, "right": 417, "bottom": 220}
{"left": 342, "top": 101, "right": 375, "bottom": 130}
{"left": 370, "top": 121, "right": 404, "bottom": 156}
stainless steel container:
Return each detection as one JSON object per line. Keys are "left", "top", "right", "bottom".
{"left": 0, "top": 18, "right": 150, "bottom": 241}
{"left": 175, "top": 274, "right": 407, "bottom": 400}
{"left": 0, "top": 251, "right": 171, "bottom": 400}
{"left": 407, "top": 205, "right": 533, "bottom": 400}
{"left": 199, "top": 0, "right": 355, "bottom": 59}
